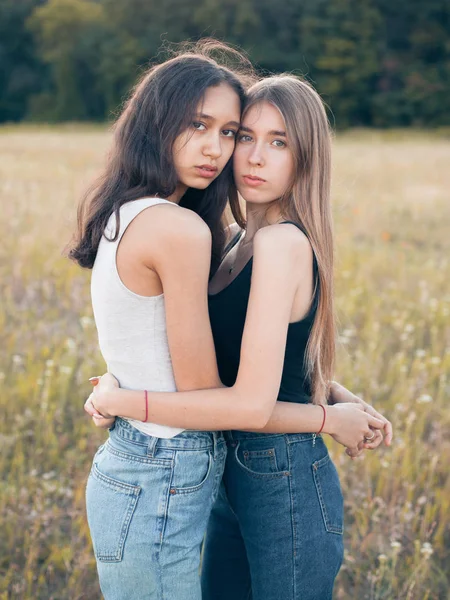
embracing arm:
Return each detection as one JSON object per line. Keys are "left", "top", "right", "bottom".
{"left": 100, "top": 225, "right": 313, "bottom": 427}
{"left": 151, "top": 208, "right": 221, "bottom": 392}
{"left": 86, "top": 204, "right": 222, "bottom": 429}
{"left": 91, "top": 224, "right": 385, "bottom": 446}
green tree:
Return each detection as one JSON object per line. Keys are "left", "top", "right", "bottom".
{"left": 0, "top": 0, "right": 45, "bottom": 122}
{"left": 372, "top": 0, "right": 450, "bottom": 126}
{"left": 2, "top": 0, "right": 448, "bottom": 126}
{"left": 28, "top": 0, "right": 106, "bottom": 120}
{"left": 300, "top": 0, "right": 383, "bottom": 127}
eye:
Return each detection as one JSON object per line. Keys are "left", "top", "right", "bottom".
{"left": 222, "top": 129, "right": 237, "bottom": 138}
{"left": 272, "top": 139, "right": 286, "bottom": 148}
{"left": 192, "top": 122, "right": 206, "bottom": 131}
{"left": 238, "top": 134, "right": 253, "bottom": 143}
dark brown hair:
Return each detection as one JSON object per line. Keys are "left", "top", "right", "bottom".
{"left": 68, "top": 40, "right": 253, "bottom": 273}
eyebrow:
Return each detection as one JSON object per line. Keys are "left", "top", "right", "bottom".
{"left": 195, "top": 113, "right": 240, "bottom": 128}
{"left": 239, "top": 125, "right": 286, "bottom": 137}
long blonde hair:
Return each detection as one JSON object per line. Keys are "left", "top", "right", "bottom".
{"left": 230, "top": 75, "right": 335, "bottom": 404}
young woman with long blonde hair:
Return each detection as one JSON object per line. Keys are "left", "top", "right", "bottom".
{"left": 85, "top": 74, "right": 392, "bottom": 598}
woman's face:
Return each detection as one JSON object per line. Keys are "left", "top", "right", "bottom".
{"left": 173, "top": 82, "right": 241, "bottom": 191}
{"left": 233, "top": 101, "right": 294, "bottom": 205}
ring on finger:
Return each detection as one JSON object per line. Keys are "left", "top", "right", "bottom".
{"left": 364, "top": 430, "right": 376, "bottom": 442}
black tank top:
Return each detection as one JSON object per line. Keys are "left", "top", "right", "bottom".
{"left": 208, "top": 221, "right": 318, "bottom": 404}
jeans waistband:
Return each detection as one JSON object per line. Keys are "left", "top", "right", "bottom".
{"left": 112, "top": 417, "right": 225, "bottom": 454}
{"left": 224, "top": 430, "right": 320, "bottom": 444}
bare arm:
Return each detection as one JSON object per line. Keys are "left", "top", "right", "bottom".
{"left": 86, "top": 204, "right": 221, "bottom": 428}
{"left": 147, "top": 207, "right": 221, "bottom": 392}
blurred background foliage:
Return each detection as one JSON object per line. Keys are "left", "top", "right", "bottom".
{"left": 1, "top": 0, "right": 449, "bottom": 127}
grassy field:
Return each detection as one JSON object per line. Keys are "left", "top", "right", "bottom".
{"left": 0, "top": 125, "right": 449, "bottom": 599}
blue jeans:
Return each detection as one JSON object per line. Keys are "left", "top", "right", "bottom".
{"left": 85, "top": 418, "right": 227, "bottom": 600}
{"left": 201, "top": 431, "right": 344, "bottom": 600}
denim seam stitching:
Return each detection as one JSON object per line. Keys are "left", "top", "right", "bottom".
{"left": 170, "top": 450, "right": 214, "bottom": 495}
{"left": 161, "top": 463, "right": 175, "bottom": 549}
{"left": 286, "top": 433, "right": 322, "bottom": 445}
{"left": 243, "top": 448, "right": 279, "bottom": 473}
{"left": 157, "top": 464, "right": 175, "bottom": 599}
{"left": 312, "top": 456, "right": 343, "bottom": 535}
{"left": 234, "top": 442, "right": 290, "bottom": 479}
{"left": 106, "top": 442, "right": 173, "bottom": 466}
{"left": 90, "top": 462, "right": 141, "bottom": 494}
{"left": 89, "top": 465, "right": 141, "bottom": 562}
{"left": 114, "top": 432, "right": 148, "bottom": 447}
{"left": 233, "top": 433, "right": 286, "bottom": 442}
{"left": 157, "top": 444, "right": 215, "bottom": 451}
{"left": 287, "top": 439, "right": 297, "bottom": 598}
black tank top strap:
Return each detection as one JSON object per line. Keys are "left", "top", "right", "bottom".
{"left": 222, "top": 228, "right": 244, "bottom": 258}
{"left": 280, "top": 220, "right": 309, "bottom": 236}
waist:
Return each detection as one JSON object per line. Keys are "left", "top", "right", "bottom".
{"left": 111, "top": 417, "right": 224, "bottom": 448}
{"left": 105, "top": 361, "right": 176, "bottom": 392}
{"left": 105, "top": 365, "right": 179, "bottom": 438}
{"left": 224, "top": 430, "right": 320, "bottom": 444}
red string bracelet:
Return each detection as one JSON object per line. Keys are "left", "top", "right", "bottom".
{"left": 317, "top": 404, "right": 326, "bottom": 434}
{"left": 143, "top": 390, "right": 148, "bottom": 423}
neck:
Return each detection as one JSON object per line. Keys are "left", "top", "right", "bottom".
{"left": 243, "top": 199, "right": 283, "bottom": 243}
{"left": 166, "top": 182, "right": 188, "bottom": 205}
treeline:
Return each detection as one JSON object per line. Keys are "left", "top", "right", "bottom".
{"left": 1, "top": 0, "right": 449, "bottom": 127}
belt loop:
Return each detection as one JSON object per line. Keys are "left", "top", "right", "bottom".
{"left": 147, "top": 436, "right": 158, "bottom": 458}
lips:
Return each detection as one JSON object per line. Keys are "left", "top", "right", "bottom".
{"left": 244, "top": 174, "right": 266, "bottom": 182}
{"left": 242, "top": 174, "right": 266, "bottom": 187}
{"left": 195, "top": 164, "right": 218, "bottom": 179}
{"left": 197, "top": 164, "right": 218, "bottom": 172}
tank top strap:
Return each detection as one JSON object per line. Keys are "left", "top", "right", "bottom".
{"left": 280, "top": 220, "right": 309, "bottom": 236}
{"left": 106, "top": 197, "right": 177, "bottom": 242}
{"left": 222, "top": 228, "right": 244, "bottom": 258}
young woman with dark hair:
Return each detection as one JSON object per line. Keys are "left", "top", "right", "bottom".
{"left": 69, "top": 41, "right": 253, "bottom": 599}
{"left": 83, "top": 71, "right": 392, "bottom": 599}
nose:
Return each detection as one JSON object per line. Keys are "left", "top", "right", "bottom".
{"left": 248, "top": 143, "right": 264, "bottom": 167}
{"left": 203, "top": 132, "right": 222, "bottom": 160}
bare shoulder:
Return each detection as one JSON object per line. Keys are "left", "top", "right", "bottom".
{"left": 132, "top": 203, "right": 211, "bottom": 248}
{"left": 254, "top": 223, "right": 313, "bottom": 266}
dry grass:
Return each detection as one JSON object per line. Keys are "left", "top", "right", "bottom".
{"left": 0, "top": 126, "right": 448, "bottom": 599}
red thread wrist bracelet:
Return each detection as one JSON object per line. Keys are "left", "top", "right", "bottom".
{"left": 144, "top": 390, "right": 148, "bottom": 423}
{"left": 317, "top": 404, "right": 326, "bottom": 434}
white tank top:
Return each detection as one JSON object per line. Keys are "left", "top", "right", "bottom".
{"left": 91, "top": 197, "right": 184, "bottom": 438}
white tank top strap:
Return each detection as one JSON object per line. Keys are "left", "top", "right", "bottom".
{"left": 105, "top": 196, "right": 177, "bottom": 242}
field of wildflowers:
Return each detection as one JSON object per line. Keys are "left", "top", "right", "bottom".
{"left": 0, "top": 125, "right": 448, "bottom": 599}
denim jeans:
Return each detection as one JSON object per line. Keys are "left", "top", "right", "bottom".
{"left": 85, "top": 417, "right": 227, "bottom": 600}
{"left": 201, "top": 431, "right": 344, "bottom": 600}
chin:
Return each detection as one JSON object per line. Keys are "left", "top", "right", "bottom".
{"left": 187, "top": 176, "right": 215, "bottom": 190}
{"left": 237, "top": 187, "right": 271, "bottom": 204}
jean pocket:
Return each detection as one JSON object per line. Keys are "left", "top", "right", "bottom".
{"left": 234, "top": 441, "right": 290, "bottom": 479}
{"left": 244, "top": 447, "right": 278, "bottom": 472}
{"left": 312, "top": 454, "right": 344, "bottom": 535}
{"left": 170, "top": 449, "right": 213, "bottom": 494}
{"left": 86, "top": 462, "right": 141, "bottom": 562}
